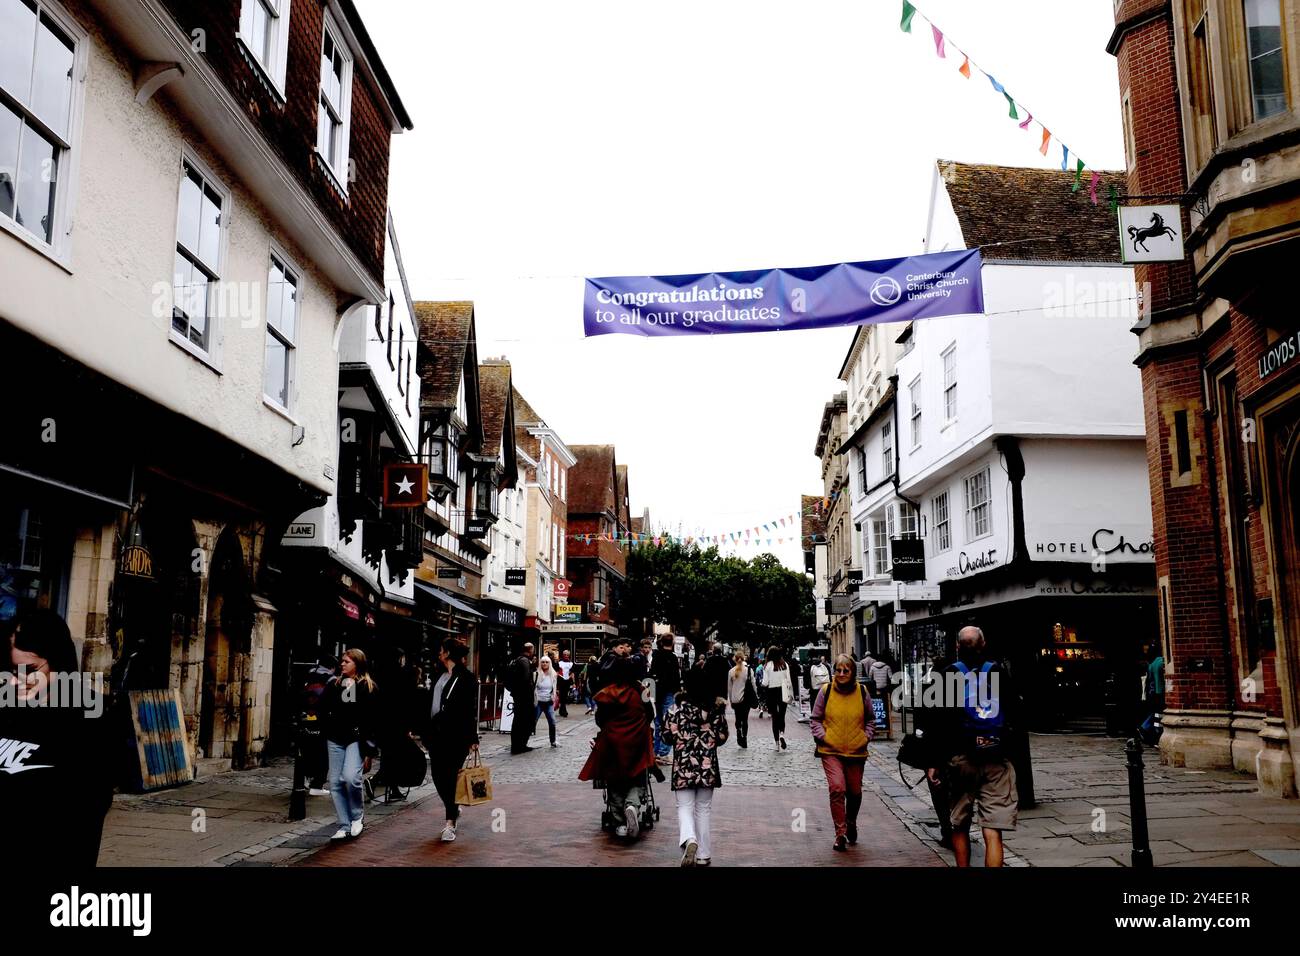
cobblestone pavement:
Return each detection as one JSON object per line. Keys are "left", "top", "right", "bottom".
{"left": 98, "top": 701, "right": 1300, "bottom": 867}
{"left": 299, "top": 706, "right": 943, "bottom": 868}
{"left": 869, "top": 727, "right": 1300, "bottom": 867}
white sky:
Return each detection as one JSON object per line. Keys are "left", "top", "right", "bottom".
{"left": 357, "top": 0, "right": 1126, "bottom": 571}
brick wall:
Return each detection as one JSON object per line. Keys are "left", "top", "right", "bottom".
{"left": 160, "top": 0, "right": 392, "bottom": 284}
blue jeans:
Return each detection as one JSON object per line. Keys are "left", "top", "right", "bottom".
{"left": 654, "top": 691, "right": 676, "bottom": 756}
{"left": 326, "top": 740, "right": 365, "bottom": 827}
{"left": 535, "top": 699, "right": 557, "bottom": 742}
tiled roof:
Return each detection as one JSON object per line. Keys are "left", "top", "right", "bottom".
{"left": 478, "top": 361, "right": 512, "bottom": 459}
{"left": 569, "top": 445, "right": 617, "bottom": 515}
{"left": 940, "top": 160, "right": 1128, "bottom": 263}
{"left": 802, "top": 495, "right": 827, "bottom": 549}
{"left": 616, "top": 464, "right": 630, "bottom": 526}
{"left": 414, "top": 301, "right": 474, "bottom": 411}
{"left": 512, "top": 387, "right": 544, "bottom": 462}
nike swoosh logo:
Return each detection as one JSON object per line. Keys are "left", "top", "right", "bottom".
{"left": 0, "top": 764, "right": 54, "bottom": 774}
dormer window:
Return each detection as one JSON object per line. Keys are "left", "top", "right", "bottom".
{"left": 316, "top": 9, "right": 353, "bottom": 187}
{"left": 475, "top": 470, "right": 499, "bottom": 522}
{"left": 238, "top": 0, "right": 291, "bottom": 96}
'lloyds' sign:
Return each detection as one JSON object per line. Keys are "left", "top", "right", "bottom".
{"left": 1259, "top": 333, "right": 1298, "bottom": 381}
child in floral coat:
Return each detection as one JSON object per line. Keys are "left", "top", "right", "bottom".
{"left": 660, "top": 666, "right": 729, "bottom": 866}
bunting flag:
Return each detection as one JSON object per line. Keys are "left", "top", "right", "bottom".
{"left": 1089, "top": 171, "right": 1101, "bottom": 205}
{"left": 1107, "top": 184, "right": 1120, "bottom": 214}
{"left": 900, "top": 1, "right": 917, "bottom": 32}
{"left": 896, "top": 2, "right": 1098, "bottom": 203}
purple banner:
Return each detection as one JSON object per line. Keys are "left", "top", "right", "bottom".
{"left": 583, "top": 249, "right": 984, "bottom": 337}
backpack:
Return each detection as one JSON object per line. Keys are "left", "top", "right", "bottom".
{"left": 952, "top": 661, "right": 1005, "bottom": 762}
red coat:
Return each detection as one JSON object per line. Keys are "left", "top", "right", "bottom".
{"left": 578, "top": 683, "right": 655, "bottom": 784}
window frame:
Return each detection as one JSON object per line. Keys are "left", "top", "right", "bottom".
{"left": 1242, "top": 0, "right": 1288, "bottom": 123}
{"left": 910, "top": 376, "right": 922, "bottom": 448}
{"left": 0, "top": 0, "right": 87, "bottom": 266}
{"left": 932, "top": 491, "right": 951, "bottom": 553}
{"left": 170, "top": 146, "right": 232, "bottom": 370}
{"left": 236, "top": 0, "right": 292, "bottom": 99}
{"left": 881, "top": 420, "right": 895, "bottom": 478}
{"left": 872, "top": 518, "right": 889, "bottom": 576}
{"left": 964, "top": 467, "right": 992, "bottom": 542}
{"left": 261, "top": 240, "right": 301, "bottom": 415}
{"left": 942, "top": 343, "right": 957, "bottom": 423}
{"left": 316, "top": 8, "right": 354, "bottom": 192}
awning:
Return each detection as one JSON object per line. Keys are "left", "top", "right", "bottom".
{"left": 414, "top": 579, "right": 484, "bottom": 618}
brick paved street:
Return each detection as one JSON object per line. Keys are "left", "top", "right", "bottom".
{"left": 299, "top": 705, "right": 942, "bottom": 867}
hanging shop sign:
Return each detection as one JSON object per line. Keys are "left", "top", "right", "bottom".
{"left": 1118, "top": 205, "right": 1185, "bottom": 264}
{"left": 890, "top": 538, "right": 926, "bottom": 581}
{"left": 553, "top": 579, "right": 571, "bottom": 600}
{"left": 583, "top": 249, "right": 984, "bottom": 337}
{"left": 505, "top": 568, "right": 528, "bottom": 586}
{"left": 437, "top": 567, "right": 460, "bottom": 579}
{"left": 862, "top": 603, "right": 878, "bottom": 626}
{"left": 488, "top": 605, "right": 523, "bottom": 628}
{"left": 555, "top": 604, "right": 582, "bottom": 623}
{"left": 118, "top": 544, "right": 154, "bottom": 580}
{"left": 382, "top": 462, "right": 428, "bottom": 508}
{"left": 465, "top": 519, "right": 489, "bottom": 539}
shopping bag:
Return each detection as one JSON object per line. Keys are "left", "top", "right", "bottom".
{"left": 454, "top": 750, "right": 493, "bottom": 806}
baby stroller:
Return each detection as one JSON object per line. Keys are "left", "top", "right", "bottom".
{"left": 594, "top": 677, "right": 662, "bottom": 839}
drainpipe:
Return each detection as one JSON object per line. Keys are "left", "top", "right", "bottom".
{"left": 888, "top": 375, "right": 922, "bottom": 517}
{"left": 994, "top": 435, "right": 1030, "bottom": 571}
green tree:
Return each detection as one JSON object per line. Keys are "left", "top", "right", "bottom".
{"left": 625, "top": 542, "right": 815, "bottom": 657}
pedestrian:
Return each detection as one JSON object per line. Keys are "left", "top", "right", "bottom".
{"left": 920, "top": 654, "right": 954, "bottom": 850}
{"left": 704, "top": 640, "right": 730, "bottom": 707}
{"left": 924, "top": 627, "right": 1019, "bottom": 867}
{"left": 726, "top": 649, "right": 757, "bottom": 748}
{"left": 1, "top": 610, "right": 113, "bottom": 867}
{"left": 582, "top": 655, "right": 600, "bottom": 715}
{"left": 869, "top": 654, "right": 893, "bottom": 699}
{"left": 302, "top": 655, "right": 337, "bottom": 795}
{"left": 420, "top": 638, "right": 479, "bottom": 843}
{"left": 761, "top": 645, "right": 793, "bottom": 751}
{"left": 380, "top": 648, "right": 421, "bottom": 802}
{"left": 754, "top": 656, "right": 766, "bottom": 718}
{"left": 1145, "top": 646, "right": 1165, "bottom": 719}
{"left": 650, "top": 634, "right": 682, "bottom": 760}
{"left": 579, "top": 636, "right": 656, "bottom": 838}
{"left": 534, "top": 654, "right": 560, "bottom": 748}
{"left": 858, "top": 652, "right": 876, "bottom": 685}
{"left": 557, "top": 649, "right": 575, "bottom": 718}
{"left": 661, "top": 665, "right": 729, "bottom": 866}
{"left": 506, "top": 642, "right": 537, "bottom": 754}
{"left": 810, "top": 654, "right": 874, "bottom": 852}
{"left": 788, "top": 651, "right": 806, "bottom": 722}
{"left": 321, "top": 647, "right": 378, "bottom": 840}
{"left": 809, "top": 654, "right": 831, "bottom": 708}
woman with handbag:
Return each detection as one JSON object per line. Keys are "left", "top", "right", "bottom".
{"left": 534, "top": 654, "right": 560, "bottom": 748}
{"left": 809, "top": 654, "right": 875, "bottom": 853}
{"left": 726, "top": 650, "right": 757, "bottom": 748}
{"left": 422, "top": 637, "right": 480, "bottom": 843}
{"left": 761, "top": 645, "right": 793, "bottom": 751}
{"left": 322, "top": 648, "right": 378, "bottom": 841}
{"left": 661, "top": 666, "right": 729, "bottom": 866}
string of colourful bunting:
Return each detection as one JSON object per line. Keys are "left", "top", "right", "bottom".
{"left": 899, "top": 1, "right": 1103, "bottom": 205}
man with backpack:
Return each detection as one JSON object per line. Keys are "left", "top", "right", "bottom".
{"left": 924, "top": 626, "right": 1018, "bottom": 867}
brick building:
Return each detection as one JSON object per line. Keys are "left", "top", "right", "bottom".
{"left": 1110, "top": 0, "right": 1300, "bottom": 795}
{"left": 563, "top": 445, "right": 627, "bottom": 644}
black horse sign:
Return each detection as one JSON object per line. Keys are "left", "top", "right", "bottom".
{"left": 1118, "top": 204, "right": 1185, "bottom": 263}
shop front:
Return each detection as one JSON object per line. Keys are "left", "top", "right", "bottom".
{"left": 413, "top": 579, "right": 483, "bottom": 673}
{"left": 908, "top": 563, "right": 1159, "bottom": 731}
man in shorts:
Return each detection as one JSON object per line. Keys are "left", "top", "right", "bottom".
{"left": 925, "top": 626, "right": 1018, "bottom": 867}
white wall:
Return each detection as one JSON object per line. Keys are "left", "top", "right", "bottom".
{"left": 984, "top": 264, "right": 1142, "bottom": 437}
{"left": 1021, "top": 438, "right": 1154, "bottom": 563}
{"left": 486, "top": 472, "right": 528, "bottom": 609}
{"left": 0, "top": 11, "right": 339, "bottom": 494}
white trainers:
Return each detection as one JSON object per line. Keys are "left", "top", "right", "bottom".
{"left": 614, "top": 825, "right": 628, "bottom": 838}
{"left": 624, "top": 805, "right": 640, "bottom": 839}
{"left": 309, "top": 788, "right": 330, "bottom": 797}
{"left": 330, "top": 828, "right": 349, "bottom": 841}
{"left": 681, "top": 839, "right": 698, "bottom": 867}
{"left": 349, "top": 819, "right": 363, "bottom": 838}
{"left": 440, "top": 825, "right": 456, "bottom": 842}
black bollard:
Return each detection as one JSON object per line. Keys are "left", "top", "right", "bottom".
{"left": 1126, "top": 737, "right": 1153, "bottom": 869}
{"left": 289, "top": 716, "right": 307, "bottom": 822}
